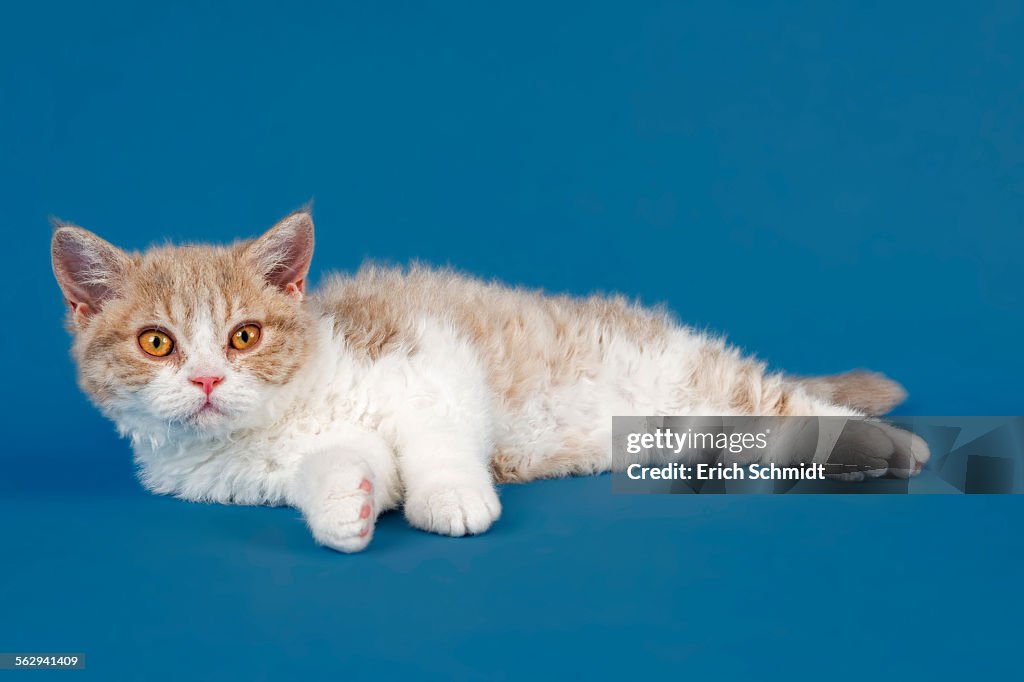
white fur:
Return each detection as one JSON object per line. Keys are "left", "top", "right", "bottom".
{"left": 117, "top": 302, "right": 860, "bottom": 552}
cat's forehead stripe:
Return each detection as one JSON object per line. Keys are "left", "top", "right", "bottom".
{"left": 130, "top": 246, "right": 248, "bottom": 335}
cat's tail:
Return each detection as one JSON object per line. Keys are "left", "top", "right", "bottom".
{"left": 796, "top": 370, "right": 907, "bottom": 415}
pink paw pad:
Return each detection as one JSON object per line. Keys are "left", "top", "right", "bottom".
{"left": 359, "top": 479, "right": 373, "bottom": 493}
{"left": 360, "top": 503, "right": 371, "bottom": 520}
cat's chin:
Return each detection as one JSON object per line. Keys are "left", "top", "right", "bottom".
{"left": 186, "top": 404, "right": 228, "bottom": 429}
{"left": 120, "top": 406, "right": 242, "bottom": 445}
{"left": 182, "top": 400, "right": 266, "bottom": 436}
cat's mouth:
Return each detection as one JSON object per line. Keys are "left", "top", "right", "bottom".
{"left": 185, "top": 400, "right": 225, "bottom": 427}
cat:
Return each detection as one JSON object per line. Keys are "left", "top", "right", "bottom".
{"left": 51, "top": 210, "right": 928, "bottom": 552}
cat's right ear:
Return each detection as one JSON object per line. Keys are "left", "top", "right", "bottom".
{"left": 51, "top": 223, "right": 132, "bottom": 326}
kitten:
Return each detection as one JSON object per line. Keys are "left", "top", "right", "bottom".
{"left": 51, "top": 210, "right": 928, "bottom": 552}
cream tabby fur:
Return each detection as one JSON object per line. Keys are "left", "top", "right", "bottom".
{"left": 51, "top": 210, "right": 927, "bottom": 552}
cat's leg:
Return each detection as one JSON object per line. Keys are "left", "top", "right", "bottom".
{"left": 682, "top": 337, "right": 930, "bottom": 477}
{"left": 385, "top": 324, "right": 501, "bottom": 537}
{"left": 398, "top": 424, "right": 501, "bottom": 537}
{"left": 289, "top": 426, "right": 400, "bottom": 553}
{"left": 750, "top": 376, "right": 929, "bottom": 479}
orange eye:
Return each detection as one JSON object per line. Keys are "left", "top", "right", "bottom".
{"left": 138, "top": 330, "right": 174, "bottom": 357}
{"left": 230, "top": 324, "right": 261, "bottom": 351}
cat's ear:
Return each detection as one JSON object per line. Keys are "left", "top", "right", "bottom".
{"left": 51, "top": 223, "right": 133, "bottom": 326}
{"left": 247, "top": 210, "right": 314, "bottom": 300}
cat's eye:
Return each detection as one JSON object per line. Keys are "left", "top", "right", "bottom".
{"left": 138, "top": 330, "right": 174, "bottom": 357}
{"left": 230, "top": 324, "right": 261, "bottom": 351}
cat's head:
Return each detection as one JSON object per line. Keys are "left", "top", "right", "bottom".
{"left": 51, "top": 211, "right": 319, "bottom": 442}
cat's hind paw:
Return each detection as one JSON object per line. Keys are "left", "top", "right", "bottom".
{"left": 824, "top": 421, "right": 930, "bottom": 480}
{"left": 305, "top": 476, "right": 376, "bottom": 553}
{"left": 404, "top": 482, "right": 501, "bottom": 537}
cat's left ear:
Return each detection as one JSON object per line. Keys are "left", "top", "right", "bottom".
{"left": 247, "top": 210, "right": 315, "bottom": 300}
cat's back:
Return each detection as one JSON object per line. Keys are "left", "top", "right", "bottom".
{"left": 310, "top": 263, "right": 514, "bottom": 360}
{"left": 309, "top": 263, "right": 677, "bottom": 393}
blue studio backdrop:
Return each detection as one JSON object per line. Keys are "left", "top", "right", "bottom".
{"left": 2, "top": 2, "right": 1023, "bottom": 680}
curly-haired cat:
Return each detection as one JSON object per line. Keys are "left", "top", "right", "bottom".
{"left": 51, "top": 210, "right": 928, "bottom": 552}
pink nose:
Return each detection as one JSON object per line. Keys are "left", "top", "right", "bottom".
{"left": 190, "top": 375, "right": 224, "bottom": 396}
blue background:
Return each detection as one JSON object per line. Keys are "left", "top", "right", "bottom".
{"left": 2, "top": 1, "right": 1023, "bottom": 679}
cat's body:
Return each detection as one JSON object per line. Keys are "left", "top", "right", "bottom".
{"left": 52, "top": 211, "right": 926, "bottom": 552}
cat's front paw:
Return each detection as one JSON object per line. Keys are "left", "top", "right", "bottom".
{"left": 825, "top": 421, "right": 931, "bottom": 481}
{"left": 404, "top": 481, "right": 501, "bottom": 537}
{"left": 305, "top": 476, "right": 377, "bottom": 553}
